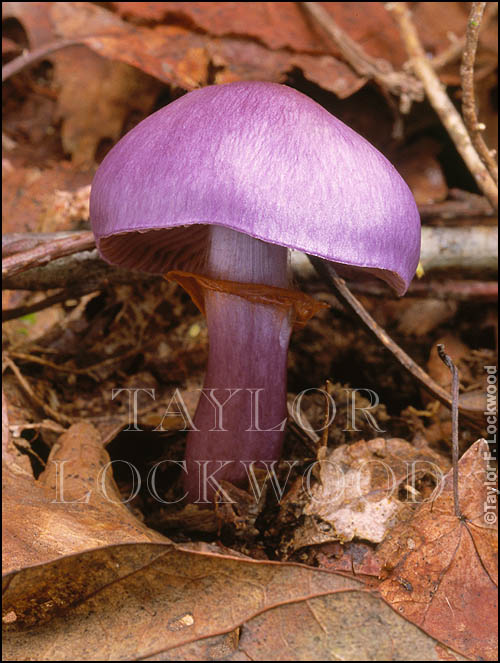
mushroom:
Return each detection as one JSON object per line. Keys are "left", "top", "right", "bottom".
{"left": 90, "top": 81, "right": 420, "bottom": 503}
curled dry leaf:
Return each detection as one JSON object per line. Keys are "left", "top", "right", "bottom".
{"left": 2, "top": 421, "right": 168, "bottom": 575}
{"left": 289, "top": 437, "right": 449, "bottom": 550}
{"left": 378, "top": 439, "right": 498, "bottom": 661}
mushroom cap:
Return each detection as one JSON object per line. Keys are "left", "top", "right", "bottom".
{"left": 90, "top": 81, "right": 420, "bottom": 295}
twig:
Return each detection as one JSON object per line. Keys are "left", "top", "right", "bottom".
{"left": 436, "top": 344, "right": 461, "bottom": 519}
{"left": 432, "top": 1, "right": 498, "bottom": 71}
{"left": 461, "top": 2, "right": 498, "bottom": 184}
{"left": 8, "top": 352, "right": 100, "bottom": 379}
{"left": 387, "top": 2, "right": 498, "bottom": 210}
{"left": 300, "top": 1, "right": 423, "bottom": 112}
{"left": 307, "top": 256, "right": 482, "bottom": 425}
{"left": 313, "top": 279, "right": 498, "bottom": 302}
{"left": 3, "top": 355, "right": 72, "bottom": 426}
{"left": 431, "top": 34, "right": 466, "bottom": 71}
{"left": 2, "top": 232, "right": 81, "bottom": 257}
{"left": 2, "top": 289, "right": 91, "bottom": 322}
{"left": 2, "top": 231, "right": 95, "bottom": 279}
{"left": 2, "top": 39, "right": 82, "bottom": 82}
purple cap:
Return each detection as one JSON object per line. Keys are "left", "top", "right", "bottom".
{"left": 90, "top": 81, "right": 420, "bottom": 295}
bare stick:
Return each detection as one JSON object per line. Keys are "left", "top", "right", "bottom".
{"left": 308, "top": 256, "right": 482, "bottom": 425}
{"left": 2, "top": 231, "right": 95, "bottom": 278}
{"left": 2, "top": 39, "right": 82, "bottom": 82}
{"left": 461, "top": 2, "right": 498, "bottom": 183}
{"left": 431, "top": 2, "right": 498, "bottom": 71}
{"left": 300, "top": 1, "right": 423, "bottom": 111}
{"left": 344, "top": 279, "right": 498, "bottom": 302}
{"left": 2, "top": 289, "right": 93, "bottom": 323}
{"left": 437, "top": 344, "right": 461, "bottom": 518}
{"left": 387, "top": 2, "right": 498, "bottom": 210}
{"left": 3, "top": 355, "right": 72, "bottom": 426}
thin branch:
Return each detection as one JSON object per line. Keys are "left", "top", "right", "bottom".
{"left": 387, "top": 2, "right": 498, "bottom": 210}
{"left": 2, "top": 231, "right": 95, "bottom": 279}
{"left": 3, "top": 355, "right": 73, "bottom": 426}
{"left": 2, "top": 289, "right": 92, "bottom": 323}
{"left": 4, "top": 225, "right": 497, "bottom": 296}
{"left": 437, "top": 344, "right": 462, "bottom": 519}
{"left": 307, "top": 256, "right": 483, "bottom": 426}
{"left": 313, "top": 279, "right": 498, "bottom": 302}
{"left": 431, "top": 2, "right": 498, "bottom": 71}
{"left": 300, "top": 1, "right": 423, "bottom": 112}
{"left": 461, "top": 2, "right": 498, "bottom": 183}
{"left": 2, "top": 39, "right": 82, "bottom": 82}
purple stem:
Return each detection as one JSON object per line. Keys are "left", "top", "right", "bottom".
{"left": 183, "top": 226, "right": 291, "bottom": 502}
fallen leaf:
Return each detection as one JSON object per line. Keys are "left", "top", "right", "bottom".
{"left": 2, "top": 163, "right": 92, "bottom": 234}
{"left": 2, "top": 421, "right": 168, "bottom": 574}
{"left": 290, "top": 437, "right": 449, "bottom": 549}
{"left": 313, "top": 541, "right": 383, "bottom": 577}
{"left": 53, "top": 47, "right": 161, "bottom": 167}
{"left": 397, "top": 299, "right": 458, "bottom": 337}
{"left": 395, "top": 139, "right": 448, "bottom": 205}
{"left": 378, "top": 439, "right": 498, "bottom": 661}
{"left": 2, "top": 543, "right": 363, "bottom": 660}
{"left": 3, "top": 542, "right": 468, "bottom": 661}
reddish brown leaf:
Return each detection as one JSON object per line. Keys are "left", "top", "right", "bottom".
{"left": 111, "top": 2, "right": 498, "bottom": 82}
{"left": 4, "top": 2, "right": 362, "bottom": 98}
{"left": 2, "top": 164, "right": 92, "bottom": 234}
{"left": 378, "top": 439, "right": 498, "bottom": 661}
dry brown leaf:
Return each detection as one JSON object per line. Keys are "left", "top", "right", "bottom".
{"left": 290, "top": 437, "right": 449, "bottom": 550}
{"left": 3, "top": 542, "right": 468, "bottom": 661}
{"left": 2, "top": 421, "right": 168, "bottom": 574}
{"left": 5, "top": 2, "right": 498, "bottom": 101}
{"left": 224, "top": 591, "right": 468, "bottom": 661}
{"left": 3, "top": 544, "right": 363, "bottom": 660}
{"left": 397, "top": 300, "right": 458, "bottom": 337}
{"left": 395, "top": 140, "right": 448, "bottom": 206}
{"left": 53, "top": 48, "right": 161, "bottom": 167}
{"left": 111, "top": 2, "right": 498, "bottom": 83}
{"left": 2, "top": 163, "right": 92, "bottom": 234}
{"left": 3, "top": 2, "right": 364, "bottom": 102}
{"left": 378, "top": 439, "right": 498, "bottom": 661}
{"left": 313, "top": 541, "right": 383, "bottom": 577}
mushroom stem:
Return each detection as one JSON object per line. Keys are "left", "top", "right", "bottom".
{"left": 184, "top": 226, "right": 291, "bottom": 502}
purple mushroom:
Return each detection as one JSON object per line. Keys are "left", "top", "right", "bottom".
{"left": 90, "top": 81, "right": 420, "bottom": 503}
